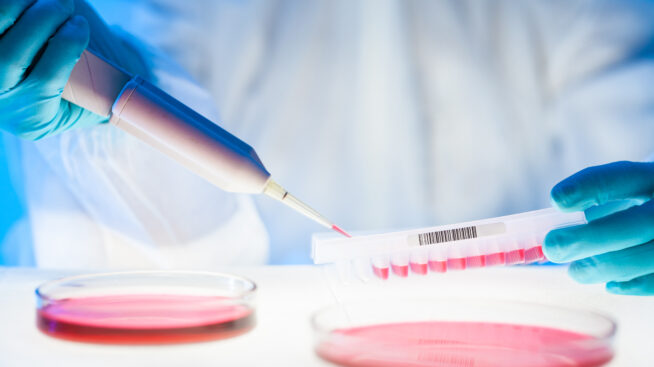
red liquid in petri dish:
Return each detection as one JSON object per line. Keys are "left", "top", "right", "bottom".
{"left": 37, "top": 294, "right": 254, "bottom": 344}
{"left": 409, "top": 262, "right": 428, "bottom": 275}
{"left": 317, "top": 321, "right": 613, "bottom": 367}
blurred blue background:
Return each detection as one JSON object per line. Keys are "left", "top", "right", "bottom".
{"left": 0, "top": 133, "right": 32, "bottom": 265}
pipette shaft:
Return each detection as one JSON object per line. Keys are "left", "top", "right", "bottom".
{"left": 62, "top": 50, "right": 343, "bottom": 233}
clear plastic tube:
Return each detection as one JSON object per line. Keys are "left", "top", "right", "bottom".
{"left": 312, "top": 208, "right": 586, "bottom": 280}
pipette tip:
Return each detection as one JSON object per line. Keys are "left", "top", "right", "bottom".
{"left": 332, "top": 225, "right": 351, "bottom": 238}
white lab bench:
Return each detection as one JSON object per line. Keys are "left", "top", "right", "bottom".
{"left": 0, "top": 265, "right": 652, "bottom": 366}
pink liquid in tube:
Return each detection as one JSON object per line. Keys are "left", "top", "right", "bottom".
{"left": 370, "top": 248, "right": 550, "bottom": 279}
{"left": 447, "top": 258, "right": 466, "bottom": 271}
{"left": 428, "top": 260, "right": 447, "bottom": 273}
{"left": 391, "top": 264, "right": 409, "bottom": 277}
{"left": 332, "top": 225, "right": 351, "bottom": 238}
{"left": 466, "top": 255, "right": 485, "bottom": 268}
{"left": 37, "top": 294, "right": 254, "bottom": 344}
{"left": 484, "top": 252, "right": 506, "bottom": 267}
{"left": 525, "top": 246, "right": 546, "bottom": 263}
{"left": 317, "top": 321, "right": 613, "bottom": 367}
{"left": 409, "top": 262, "right": 428, "bottom": 275}
{"left": 506, "top": 249, "right": 525, "bottom": 265}
{"left": 372, "top": 266, "right": 390, "bottom": 280}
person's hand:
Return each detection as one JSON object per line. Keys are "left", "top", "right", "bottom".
{"left": 0, "top": 0, "right": 107, "bottom": 140}
{"left": 544, "top": 161, "right": 654, "bottom": 295}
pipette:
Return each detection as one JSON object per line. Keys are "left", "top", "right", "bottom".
{"left": 312, "top": 207, "right": 586, "bottom": 280}
{"left": 61, "top": 50, "right": 347, "bottom": 235}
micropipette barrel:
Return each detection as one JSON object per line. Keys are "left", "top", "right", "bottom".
{"left": 312, "top": 208, "right": 587, "bottom": 281}
{"left": 62, "top": 50, "right": 341, "bottom": 232}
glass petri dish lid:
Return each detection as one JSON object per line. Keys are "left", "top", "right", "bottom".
{"left": 312, "top": 299, "right": 616, "bottom": 367}
{"left": 36, "top": 271, "right": 256, "bottom": 344}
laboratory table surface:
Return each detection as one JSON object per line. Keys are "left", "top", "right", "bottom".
{"left": 0, "top": 265, "right": 652, "bottom": 366}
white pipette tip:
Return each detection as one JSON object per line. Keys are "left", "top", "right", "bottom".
{"left": 263, "top": 179, "right": 350, "bottom": 237}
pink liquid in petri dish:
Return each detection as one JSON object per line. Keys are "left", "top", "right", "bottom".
{"left": 372, "top": 266, "right": 390, "bottom": 280}
{"left": 391, "top": 264, "right": 409, "bottom": 278}
{"left": 447, "top": 258, "right": 466, "bottom": 270}
{"left": 409, "top": 262, "right": 428, "bottom": 275}
{"left": 37, "top": 294, "right": 254, "bottom": 344}
{"left": 506, "top": 249, "right": 526, "bottom": 265}
{"left": 317, "top": 321, "right": 613, "bottom": 367}
{"left": 525, "top": 246, "right": 546, "bottom": 263}
{"left": 484, "top": 252, "right": 506, "bottom": 267}
{"left": 466, "top": 255, "right": 485, "bottom": 268}
{"left": 428, "top": 260, "right": 447, "bottom": 273}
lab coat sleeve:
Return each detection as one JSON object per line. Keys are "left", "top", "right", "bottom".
{"left": 21, "top": 1, "right": 270, "bottom": 269}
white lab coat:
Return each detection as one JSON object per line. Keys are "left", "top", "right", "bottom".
{"left": 4, "top": 0, "right": 654, "bottom": 267}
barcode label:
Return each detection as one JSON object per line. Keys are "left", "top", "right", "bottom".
{"left": 417, "top": 226, "right": 477, "bottom": 245}
{"left": 407, "top": 222, "right": 507, "bottom": 247}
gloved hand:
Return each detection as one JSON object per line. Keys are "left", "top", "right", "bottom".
{"left": 0, "top": 0, "right": 103, "bottom": 140}
{"left": 544, "top": 161, "right": 654, "bottom": 296}
{"left": 0, "top": 0, "right": 149, "bottom": 140}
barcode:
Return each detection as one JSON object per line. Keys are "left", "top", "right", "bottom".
{"left": 417, "top": 226, "right": 478, "bottom": 246}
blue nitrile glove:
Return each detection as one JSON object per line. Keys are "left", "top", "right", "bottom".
{"left": 0, "top": 0, "right": 149, "bottom": 140}
{"left": 0, "top": 0, "right": 103, "bottom": 140}
{"left": 543, "top": 161, "right": 654, "bottom": 296}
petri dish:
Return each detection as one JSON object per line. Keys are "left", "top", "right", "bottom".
{"left": 312, "top": 299, "right": 616, "bottom": 367}
{"left": 36, "top": 271, "right": 256, "bottom": 344}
